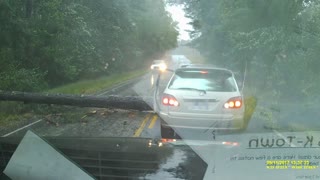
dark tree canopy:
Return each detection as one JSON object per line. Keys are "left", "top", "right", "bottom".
{"left": 0, "top": 0, "right": 178, "bottom": 91}
{"left": 170, "top": 0, "right": 320, "bottom": 101}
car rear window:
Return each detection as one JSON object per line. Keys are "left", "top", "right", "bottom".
{"left": 168, "top": 69, "right": 238, "bottom": 92}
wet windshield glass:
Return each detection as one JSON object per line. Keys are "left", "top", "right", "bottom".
{"left": 1, "top": 0, "right": 320, "bottom": 179}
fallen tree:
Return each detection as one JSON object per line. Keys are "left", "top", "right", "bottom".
{"left": 0, "top": 91, "right": 153, "bottom": 111}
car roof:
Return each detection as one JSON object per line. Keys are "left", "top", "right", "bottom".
{"left": 177, "top": 64, "right": 234, "bottom": 74}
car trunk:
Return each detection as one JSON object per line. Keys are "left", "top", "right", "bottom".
{"left": 167, "top": 90, "right": 241, "bottom": 115}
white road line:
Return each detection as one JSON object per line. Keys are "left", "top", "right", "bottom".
{"left": 2, "top": 119, "right": 43, "bottom": 137}
{"left": 273, "top": 129, "right": 297, "bottom": 147}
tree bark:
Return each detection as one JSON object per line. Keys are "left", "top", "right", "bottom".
{"left": 0, "top": 91, "right": 152, "bottom": 111}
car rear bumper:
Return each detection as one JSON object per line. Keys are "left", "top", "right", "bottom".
{"left": 159, "top": 111, "right": 244, "bottom": 130}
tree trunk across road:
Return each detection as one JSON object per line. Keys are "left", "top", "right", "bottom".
{"left": 0, "top": 91, "right": 153, "bottom": 111}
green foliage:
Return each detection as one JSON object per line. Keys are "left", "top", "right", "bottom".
{"left": 0, "top": 67, "right": 47, "bottom": 92}
{"left": 173, "top": 0, "right": 320, "bottom": 102}
{"left": 0, "top": 0, "right": 178, "bottom": 91}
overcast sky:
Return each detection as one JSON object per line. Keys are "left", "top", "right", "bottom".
{"left": 166, "top": 5, "right": 193, "bottom": 41}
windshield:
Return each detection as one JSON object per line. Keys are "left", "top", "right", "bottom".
{"left": 1, "top": 0, "right": 320, "bottom": 179}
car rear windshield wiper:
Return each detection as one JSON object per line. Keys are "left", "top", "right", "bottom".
{"left": 176, "top": 87, "right": 206, "bottom": 94}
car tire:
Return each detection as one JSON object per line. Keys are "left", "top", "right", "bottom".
{"left": 160, "top": 120, "right": 177, "bottom": 139}
{"left": 161, "top": 124, "right": 174, "bottom": 139}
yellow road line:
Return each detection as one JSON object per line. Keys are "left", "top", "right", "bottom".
{"left": 148, "top": 115, "right": 158, "bottom": 129}
{"left": 133, "top": 113, "right": 151, "bottom": 137}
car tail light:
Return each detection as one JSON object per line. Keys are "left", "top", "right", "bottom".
{"left": 224, "top": 97, "right": 242, "bottom": 109}
{"left": 162, "top": 94, "right": 179, "bottom": 106}
{"left": 222, "top": 141, "right": 239, "bottom": 146}
{"left": 161, "top": 138, "right": 176, "bottom": 143}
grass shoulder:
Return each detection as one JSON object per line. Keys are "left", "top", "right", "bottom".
{"left": 233, "top": 96, "right": 257, "bottom": 131}
{"left": 243, "top": 96, "right": 257, "bottom": 128}
{"left": 47, "top": 69, "right": 147, "bottom": 95}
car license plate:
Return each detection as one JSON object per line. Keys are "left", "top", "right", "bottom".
{"left": 193, "top": 102, "right": 209, "bottom": 110}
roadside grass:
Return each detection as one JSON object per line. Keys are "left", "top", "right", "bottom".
{"left": 243, "top": 96, "right": 257, "bottom": 128}
{"left": 0, "top": 113, "right": 33, "bottom": 127}
{"left": 253, "top": 90, "right": 318, "bottom": 132}
{"left": 0, "top": 102, "right": 41, "bottom": 126}
{"left": 48, "top": 69, "right": 147, "bottom": 95}
{"left": 234, "top": 96, "right": 257, "bottom": 130}
{"left": 0, "top": 69, "right": 147, "bottom": 128}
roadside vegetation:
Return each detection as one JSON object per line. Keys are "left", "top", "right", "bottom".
{"left": 170, "top": 0, "right": 320, "bottom": 131}
{"left": 242, "top": 96, "right": 257, "bottom": 129}
{"left": 0, "top": 0, "right": 178, "bottom": 130}
{"left": 170, "top": 0, "right": 320, "bottom": 102}
{"left": 0, "top": 0, "right": 178, "bottom": 92}
{"left": 48, "top": 69, "right": 147, "bottom": 95}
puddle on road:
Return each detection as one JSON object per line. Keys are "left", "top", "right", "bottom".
{"left": 144, "top": 149, "right": 187, "bottom": 180}
{"left": 144, "top": 146, "right": 207, "bottom": 180}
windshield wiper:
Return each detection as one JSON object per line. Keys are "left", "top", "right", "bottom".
{"left": 176, "top": 87, "right": 206, "bottom": 94}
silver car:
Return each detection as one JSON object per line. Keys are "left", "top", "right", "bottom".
{"left": 155, "top": 64, "right": 245, "bottom": 134}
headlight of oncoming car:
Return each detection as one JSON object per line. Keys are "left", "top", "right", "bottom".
{"left": 159, "top": 64, "right": 167, "bottom": 71}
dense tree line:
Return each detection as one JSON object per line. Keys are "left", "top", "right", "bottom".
{"left": 0, "top": 0, "right": 178, "bottom": 91}
{"left": 170, "top": 0, "right": 320, "bottom": 101}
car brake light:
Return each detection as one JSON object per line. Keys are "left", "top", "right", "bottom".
{"left": 224, "top": 97, "right": 242, "bottom": 109}
{"left": 222, "top": 141, "right": 239, "bottom": 146}
{"left": 161, "top": 138, "right": 176, "bottom": 143}
{"left": 162, "top": 94, "right": 179, "bottom": 106}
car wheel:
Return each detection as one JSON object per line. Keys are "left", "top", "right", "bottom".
{"left": 161, "top": 124, "right": 175, "bottom": 139}
{"left": 160, "top": 120, "right": 177, "bottom": 139}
